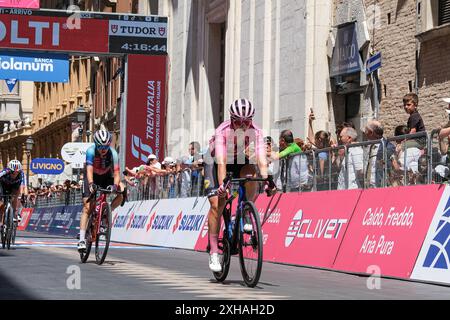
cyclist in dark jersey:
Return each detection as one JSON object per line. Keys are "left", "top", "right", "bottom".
{"left": 0, "top": 160, "right": 28, "bottom": 226}
{"left": 77, "top": 130, "right": 124, "bottom": 252}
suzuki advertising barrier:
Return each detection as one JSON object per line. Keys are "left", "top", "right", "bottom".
{"left": 125, "top": 55, "right": 167, "bottom": 169}
{"left": 111, "top": 197, "right": 210, "bottom": 249}
{"left": 412, "top": 185, "right": 450, "bottom": 284}
{"left": 30, "top": 158, "right": 65, "bottom": 175}
{"left": 333, "top": 185, "right": 444, "bottom": 278}
{"left": 0, "top": 51, "right": 69, "bottom": 82}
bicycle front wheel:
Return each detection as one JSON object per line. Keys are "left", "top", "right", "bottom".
{"left": 238, "top": 201, "right": 263, "bottom": 288}
{"left": 80, "top": 217, "right": 93, "bottom": 263}
{"left": 5, "top": 206, "right": 14, "bottom": 250}
{"left": 213, "top": 206, "right": 231, "bottom": 282}
{"left": 95, "top": 204, "right": 111, "bottom": 265}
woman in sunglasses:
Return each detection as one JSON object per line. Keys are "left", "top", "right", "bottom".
{"left": 77, "top": 129, "right": 123, "bottom": 253}
{"left": 203, "top": 98, "right": 275, "bottom": 273}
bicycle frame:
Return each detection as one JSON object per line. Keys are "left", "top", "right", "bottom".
{"left": 89, "top": 192, "right": 108, "bottom": 242}
{"left": 222, "top": 181, "right": 248, "bottom": 252}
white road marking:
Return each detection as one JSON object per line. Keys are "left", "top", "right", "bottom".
{"left": 32, "top": 246, "right": 289, "bottom": 300}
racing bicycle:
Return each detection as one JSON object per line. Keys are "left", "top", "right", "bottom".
{"left": 79, "top": 185, "right": 123, "bottom": 265}
{"left": 209, "top": 173, "right": 273, "bottom": 287}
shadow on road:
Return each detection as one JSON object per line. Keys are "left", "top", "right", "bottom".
{"left": 0, "top": 265, "right": 37, "bottom": 299}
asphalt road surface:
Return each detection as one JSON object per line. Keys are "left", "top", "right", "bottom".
{"left": 1, "top": 231, "right": 449, "bottom": 301}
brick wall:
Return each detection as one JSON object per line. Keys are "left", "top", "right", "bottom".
{"left": 362, "top": 0, "right": 417, "bottom": 136}
{"left": 418, "top": 35, "right": 450, "bottom": 130}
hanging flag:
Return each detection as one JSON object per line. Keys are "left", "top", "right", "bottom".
{"left": 5, "top": 79, "right": 17, "bottom": 92}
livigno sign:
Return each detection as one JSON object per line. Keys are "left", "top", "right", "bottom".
{"left": 30, "top": 158, "right": 65, "bottom": 175}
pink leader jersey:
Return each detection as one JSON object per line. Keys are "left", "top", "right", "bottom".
{"left": 209, "top": 120, "right": 265, "bottom": 162}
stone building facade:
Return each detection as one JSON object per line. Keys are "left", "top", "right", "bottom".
{"left": 332, "top": 0, "right": 450, "bottom": 136}
{"left": 151, "top": 0, "right": 332, "bottom": 157}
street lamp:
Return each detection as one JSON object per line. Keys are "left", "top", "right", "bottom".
{"left": 74, "top": 106, "right": 87, "bottom": 142}
{"left": 25, "top": 136, "right": 34, "bottom": 189}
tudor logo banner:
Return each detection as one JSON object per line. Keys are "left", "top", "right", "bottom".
{"left": 125, "top": 54, "right": 167, "bottom": 168}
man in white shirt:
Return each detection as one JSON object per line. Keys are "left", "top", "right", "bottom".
{"left": 338, "top": 127, "right": 364, "bottom": 190}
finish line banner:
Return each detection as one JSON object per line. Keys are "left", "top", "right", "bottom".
{"left": 0, "top": 8, "right": 167, "bottom": 55}
{"left": 0, "top": 51, "right": 69, "bottom": 82}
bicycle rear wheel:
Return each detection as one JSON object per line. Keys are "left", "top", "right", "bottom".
{"left": 95, "top": 204, "right": 111, "bottom": 265}
{"left": 213, "top": 207, "right": 231, "bottom": 282}
{"left": 80, "top": 216, "right": 93, "bottom": 263}
{"left": 238, "top": 201, "right": 263, "bottom": 287}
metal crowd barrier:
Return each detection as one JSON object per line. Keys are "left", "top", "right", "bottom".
{"left": 279, "top": 131, "right": 446, "bottom": 192}
{"left": 126, "top": 167, "right": 205, "bottom": 202}
{"left": 33, "top": 189, "right": 84, "bottom": 207}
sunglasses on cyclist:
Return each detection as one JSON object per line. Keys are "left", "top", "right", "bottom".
{"left": 231, "top": 116, "right": 252, "bottom": 127}
{"left": 97, "top": 145, "right": 110, "bottom": 151}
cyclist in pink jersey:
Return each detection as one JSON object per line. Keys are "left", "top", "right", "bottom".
{"left": 203, "top": 98, "right": 276, "bottom": 272}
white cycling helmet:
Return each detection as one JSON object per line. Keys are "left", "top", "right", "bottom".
{"left": 163, "top": 157, "right": 176, "bottom": 165}
{"left": 93, "top": 130, "right": 112, "bottom": 147}
{"left": 229, "top": 98, "right": 255, "bottom": 120}
{"left": 8, "top": 159, "right": 22, "bottom": 171}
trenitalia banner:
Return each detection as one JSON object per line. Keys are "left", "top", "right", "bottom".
{"left": 30, "top": 158, "right": 65, "bottom": 175}
{"left": 0, "top": 8, "right": 167, "bottom": 55}
{"left": 0, "top": 51, "right": 69, "bottom": 82}
{"left": 412, "top": 185, "right": 450, "bottom": 284}
{"left": 125, "top": 54, "right": 167, "bottom": 168}
{"left": 333, "top": 185, "right": 444, "bottom": 278}
{"left": 0, "top": 1, "right": 39, "bottom": 8}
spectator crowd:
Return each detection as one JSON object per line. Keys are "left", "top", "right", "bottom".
{"left": 27, "top": 92, "right": 450, "bottom": 206}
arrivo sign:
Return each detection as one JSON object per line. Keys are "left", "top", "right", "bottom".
{"left": 0, "top": 8, "right": 167, "bottom": 55}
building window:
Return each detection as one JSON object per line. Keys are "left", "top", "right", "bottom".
{"left": 439, "top": 0, "right": 450, "bottom": 25}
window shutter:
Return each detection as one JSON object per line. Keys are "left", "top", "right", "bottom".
{"left": 439, "top": 0, "right": 450, "bottom": 25}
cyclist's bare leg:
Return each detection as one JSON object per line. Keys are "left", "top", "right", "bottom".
{"left": 11, "top": 189, "right": 20, "bottom": 218}
{"left": 240, "top": 165, "right": 258, "bottom": 202}
{"left": 207, "top": 195, "right": 226, "bottom": 253}
{"left": 80, "top": 197, "right": 94, "bottom": 235}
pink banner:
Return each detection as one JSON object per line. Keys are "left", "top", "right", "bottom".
{"left": 0, "top": 0, "right": 39, "bottom": 8}
{"left": 261, "top": 190, "right": 361, "bottom": 268}
{"left": 333, "top": 185, "right": 444, "bottom": 278}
